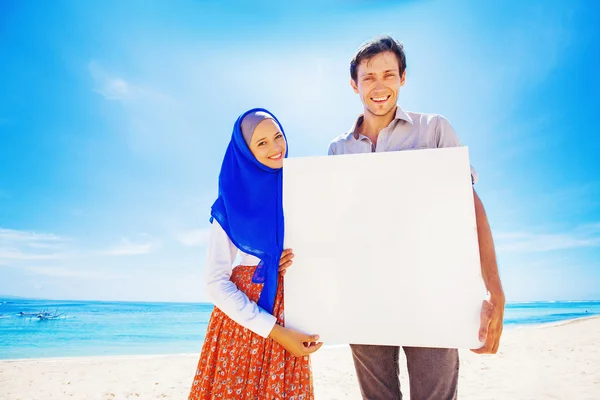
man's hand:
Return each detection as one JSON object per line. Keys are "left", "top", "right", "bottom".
{"left": 269, "top": 324, "right": 322, "bottom": 357}
{"left": 279, "top": 249, "right": 294, "bottom": 276}
{"left": 471, "top": 295, "right": 505, "bottom": 354}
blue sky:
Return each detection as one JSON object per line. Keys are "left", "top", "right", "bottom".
{"left": 0, "top": 0, "right": 598, "bottom": 302}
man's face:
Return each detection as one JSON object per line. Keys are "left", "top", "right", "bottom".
{"left": 351, "top": 51, "right": 406, "bottom": 118}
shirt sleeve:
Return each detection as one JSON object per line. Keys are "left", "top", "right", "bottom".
{"left": 436, "top": 115, "right": 479, "bottom": 184}
{"left": 204, "top": 220, "right": 277, "bottom": 338}
{"left": 327, "top": 141, "right": 337, "bottom": 156}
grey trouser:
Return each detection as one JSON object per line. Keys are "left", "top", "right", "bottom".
{"left": 350, "top": 344, "right": 459, "bottom": 400}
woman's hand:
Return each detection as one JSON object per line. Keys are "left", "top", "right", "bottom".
{"left": 279, "top": 249, "right": 294, "bottom": 276}
{"left": 268, "top": 324, "right": 322, "bottom": 357}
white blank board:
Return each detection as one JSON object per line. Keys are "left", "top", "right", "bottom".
{"left": 282, "top": 147, "right": 486, "bottom": 349}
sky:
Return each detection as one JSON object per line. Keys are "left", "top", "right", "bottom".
{"left": 0, "top": 0, "right": 598, "bottom": 302}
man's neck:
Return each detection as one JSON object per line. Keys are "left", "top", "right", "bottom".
{"left": 358, "top": 106, "right": 397, "bottom": 143}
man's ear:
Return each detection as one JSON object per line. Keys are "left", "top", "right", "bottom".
{"left": 350, "top": 78, "right": 359, "bottom": 94}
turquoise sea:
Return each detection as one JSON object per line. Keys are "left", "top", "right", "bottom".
{"left": 1, "top": 298, "right": 599, "bottom": 360}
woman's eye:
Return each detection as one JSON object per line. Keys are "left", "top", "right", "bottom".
{"left": 257, "top": 141, "right": 266, "bottom": 146}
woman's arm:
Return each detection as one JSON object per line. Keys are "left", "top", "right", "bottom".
{"left": 204, "top": 220, "right": 323, "bottom": 356}
{"left": 204, "top": 220, "right": 277, "bottom": 338}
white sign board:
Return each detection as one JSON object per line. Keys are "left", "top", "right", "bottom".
{"left": 283, "top": 147, "right": 486, "bottom": 349}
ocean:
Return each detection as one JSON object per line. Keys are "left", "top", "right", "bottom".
{"left": 1, "top": 298, "right": 599, "bottom": 360}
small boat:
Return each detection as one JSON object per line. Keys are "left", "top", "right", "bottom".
{"left": 18, "top": 309, "right": 66, "bottom": 320}
{"left": 17, "top": 311, "right": 38, "bottom": 317}
{"left": 36, "top": 309, "right": 65, "bottom": 320}
{"left": 37, "top": 313, "right": 65, "bottom": 320}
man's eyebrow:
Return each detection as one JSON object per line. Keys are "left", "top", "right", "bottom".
{"left": 360, "top": 69, "right": 397, "bottom": 77}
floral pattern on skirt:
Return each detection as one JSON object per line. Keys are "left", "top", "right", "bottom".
{"left": 188, "top": 265, "right": 314, "bottom": 399}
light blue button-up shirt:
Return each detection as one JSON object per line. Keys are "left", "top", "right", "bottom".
{"left": 328, "top": 107, "right": 478, "bottom": 184}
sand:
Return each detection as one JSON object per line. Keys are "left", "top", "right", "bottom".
{"left": 1, "top": 316, "right": 598, "bottom": 399}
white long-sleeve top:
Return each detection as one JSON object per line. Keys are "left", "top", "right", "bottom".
{"left": 204, "top": 220, "right": 278, "bottom": 338}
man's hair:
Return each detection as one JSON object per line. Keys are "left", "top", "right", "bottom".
{"left": 350, "top": 35, "right": 407, "bottom": 82}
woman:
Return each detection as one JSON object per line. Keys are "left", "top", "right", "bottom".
{"left": 189, "top": 108, "right": 322, "bottom": 399}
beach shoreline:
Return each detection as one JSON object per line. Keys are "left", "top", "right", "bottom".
{"left": 0, "top": 314, "right": 595, "bottom": 363}
{"left": 1, "top": 316, "right": 599, "bottom": 399}
{"left": 2, "top": 314, "right": 598, "bottom": 363}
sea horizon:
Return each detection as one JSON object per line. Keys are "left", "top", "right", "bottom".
{"left": 3, "top": 294, "right": 600, "bottom": 304}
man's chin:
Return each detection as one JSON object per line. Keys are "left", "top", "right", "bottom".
{"left": 367, "top": 106, "right": 396, "bottom": 117}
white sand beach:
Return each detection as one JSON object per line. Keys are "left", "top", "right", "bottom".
{"left": 1, "top": 316, "right": 598, "bottom": 400}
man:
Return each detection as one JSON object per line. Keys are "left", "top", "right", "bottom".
{"left": 328, "top": 35, "right": 505, "bottom": 400}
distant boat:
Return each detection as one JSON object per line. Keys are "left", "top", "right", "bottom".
{"left": 17, "top": 309, "right": 66, "bottom": 320}
{"left": 37, "top": 313, "right": 65, "bottom": 320}
{"left": 17, "top": 311, "right": 38, "bottom": 317}
{"left": 37, "top": 308, "right": 66, "bottom": 320}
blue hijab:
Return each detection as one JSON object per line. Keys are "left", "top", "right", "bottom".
{"left": 210, "top": 108, "right": 287, "bottom": 315}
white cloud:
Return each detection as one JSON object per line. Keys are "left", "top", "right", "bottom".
{"left": 0, "top": 250, "right": 71, "bottom": 261}
{"left": 87, "top": 59, "right": 201, "bottom": 161}
{"left": 88, "top": 61, "right": 130, "bottom": 100}
{"left": 23, "top": 266, "right": 125, "bottom": 280}
{"left": 98, "top": 237, "right": 160, "bottom": 256}
{"left": 0, "top": 228, "right": 161, "bottom": 263}
{"left": 0, "top": 228, "right": 66, "bottom": 243}
{"left": 496, "top": 223, "right": 600, "bottom": 253}
{"left": 0, "top": 228, "right": 71, "bottom": 262}
{"left": 177, "top": 229, "right": 210, "bottom": 247}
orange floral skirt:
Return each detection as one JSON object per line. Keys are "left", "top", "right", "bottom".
{"left": 188, "top": 265, "right": 314, "bottom": 399}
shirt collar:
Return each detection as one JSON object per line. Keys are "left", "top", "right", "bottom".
{"left": 345, "top": 106, "right": 413, "bottom": 140}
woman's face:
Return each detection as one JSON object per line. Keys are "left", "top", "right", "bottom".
{"left": 248, "top": 119, "right": 287, "bottom": 169}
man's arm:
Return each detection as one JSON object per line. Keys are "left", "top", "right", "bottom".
{"left": 435, "top": 115, "right": 503, "bottom": 352}
{"left": 471, "top": 188, "right": 505, "bottom": 354}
